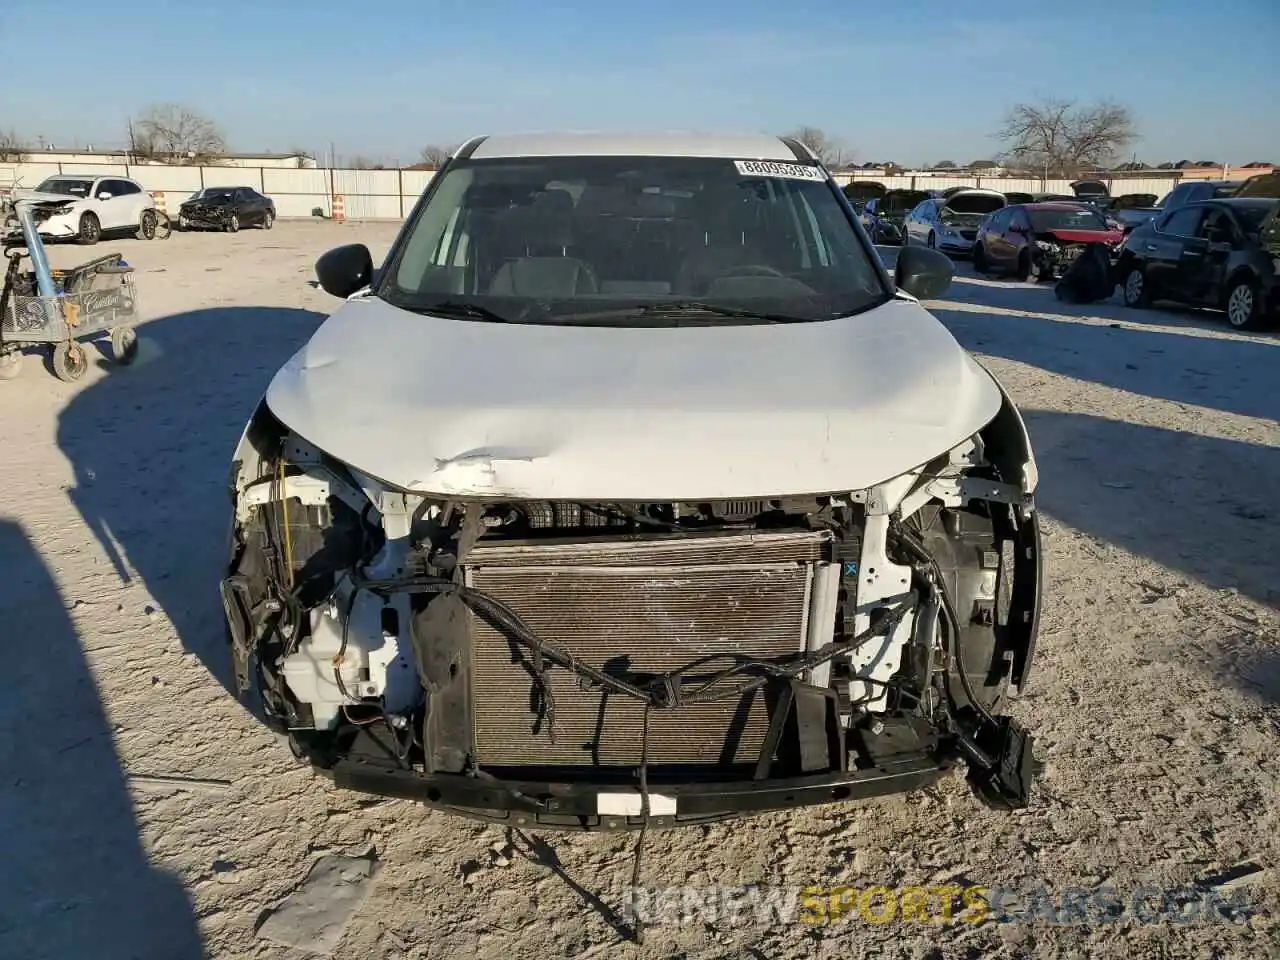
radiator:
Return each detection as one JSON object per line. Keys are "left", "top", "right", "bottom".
{"left": 464, "top": 529, "right": 833, "bottom": 766}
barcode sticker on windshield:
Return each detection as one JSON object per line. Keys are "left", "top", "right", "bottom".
{"left": 734, "top": 160, "right": 826, "bottom": 181}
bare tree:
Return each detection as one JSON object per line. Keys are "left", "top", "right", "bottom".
{"left": 994, "top": 98, "right": 1135, "bottom": 177}
{"left": 129, "top": 103, "right": 228, "bottom": 163}
{"left": 0, "top": 129, "right": 25, "bottom": 162}
{"left": 419, "top": 145, "right": 453, "bottom": 168}
{"left": 782, "top": 126, "right": 848, "bottom": 168}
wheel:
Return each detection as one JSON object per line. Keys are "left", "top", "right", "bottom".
{"left": 77, "top": 213, "right": 101, "bottom": 245}
{"left": 1015, "top": 250, "right": 1031, "bottom": 282}
{"left": 111, "top": 326, "right": 139, "bottom": 365}
{"left": 138, "top": 209, "right": 157, "bottom": 240}
{"left": 0, "top": 349, "right": 23, "bottom": 380}
{"left": 178, "top": 215, "right": 190, "bottom": 231}
{"left": 1122, "top": 265, "right": 1151, "bottom": 308}
{"left": 927, "top": 231, "right": 936, "bottom": 250}
{"left": 1027, "top": 256, "right": 1045, "bottom": 283}
{"left": 1224, "top": 277, "right": 1264, "bottom": 330}
{"left": 226, "top": 213, "right": 240, "bottom": 233}
{"left": 262, "top": 209, "right": 274, "bottom": 230}
{"left": 51, "top": 341, "right": 89, "bottom": 381}
{"left": 153, "top": 210, "right": 172, "bottom": 240}
{"left": 972, "top": 241, "right": 988, "bottom": 273}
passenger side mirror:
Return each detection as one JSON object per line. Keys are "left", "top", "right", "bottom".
{"left": 895, "top": 245, "right": 953, "bottom": 300}
{"left": 315, "top": 243, "right": 374, "bottom": 299}
{"left": 97, "top": 192, "right": 112, "bottom": 201}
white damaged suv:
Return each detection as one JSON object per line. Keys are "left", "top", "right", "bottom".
{"left": 223, "top": 132, "right": 1044, "bottom": 829}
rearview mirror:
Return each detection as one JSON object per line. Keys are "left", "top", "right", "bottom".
{"left": 895, "top": 245, "right": 953, "bottom": 300}
{"left": 315, "top": 243, "right": 374, "bottom": 299}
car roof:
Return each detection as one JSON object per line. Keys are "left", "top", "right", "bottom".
{"left": 466, "top": 131, "right": 807, "bottom": 161}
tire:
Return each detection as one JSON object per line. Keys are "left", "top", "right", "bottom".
{"left": 226, "top": 213, "right": 240, "bottom": 233}
{"left": 927, "top": 231, "right": 936, "bottom": 250}
{"left": 77, "top": 213, "right": 101, "bottom": 245}
{"left": 1224, "top": 277, "right": 1265, "bottom": 331}
{"left": 111, "top": 326, "right": 139, "bottom": 365}
{"left": 51, "top": 341, "right": 89, "bottom": 382}
{"left": 1015, "top": 250, "right": 1031, "bottom": 282}
{"left": 178, "top": 215, "right": 190, "bottom": 231}
{"left": 262, "top": 209, "right": 274, "bottom": 230}
{"left": 1122, "top": 265, "right": 1151, "bottom": 308}
{"left": 0, "top": 349, "right": 23, "bottom": 380}
{"left": 153, "top": 210, "right": 172, "bottom": 240}
{"left": 138, "top": 209, "right": 157, "bottom": 241}
{"left": 972, "top": 241, "right": 988, "bottom": 273}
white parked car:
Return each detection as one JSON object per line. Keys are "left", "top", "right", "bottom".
{"left": 223, "top": 132, "right": 1044, "bottom": 829}
{"left": 904, "top": 188, "right": 1008, "bottom": 257}
{"left": 19, "top": 175, "right": 157, "bottom": 244}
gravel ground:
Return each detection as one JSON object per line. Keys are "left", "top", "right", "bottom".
{"left": 1, "top": 222, "right": 1277, "bottom": 960}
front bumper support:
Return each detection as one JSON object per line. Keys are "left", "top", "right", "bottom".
{"left": 328, "top": 754, "right": 947, "bottom": 830}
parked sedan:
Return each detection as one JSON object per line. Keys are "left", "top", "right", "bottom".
{"left": 1115, "top": 198, "right": 1280, "bottom": 329}
{"left": 178, "top": 186, "right": 275, "bottom": 232}
{"left": 973, "top": 203, "right": 1124, "bottom": 281}
{"left": 903, "top": 189, "right": 1007, "bottom": 256}
{"left": 861, "top": 190, "right": 929, "bottom": 245}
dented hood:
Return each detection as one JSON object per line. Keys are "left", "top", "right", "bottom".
{"left": 264, "top": 296, "right": 1002, "bottom": 500}
{"left": 1038, "top": 228, "right": 1124, "bottom": 245}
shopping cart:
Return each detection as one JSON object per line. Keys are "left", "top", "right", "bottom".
{"left": 1, "top": 199, "right": 140, "bottom": 381}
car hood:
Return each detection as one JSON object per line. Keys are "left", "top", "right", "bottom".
{"left": 1037, "top": 228, "right": 1124, "bottom": 244}
{"left": 16, "top": 191, "right": 82, "bottom": 206}
{"left": 263, "top": 296, "right": 1003, "bottom": 500}
{"left": 183, "top": 196, "right": 231, "bottom": 206}
{"left": 1237, "top": 172, "right": 1280, "bottom": 198}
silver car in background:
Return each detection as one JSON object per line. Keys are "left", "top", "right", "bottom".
{"left": 904, "top": 189, "right": 1008, "bottom": 257}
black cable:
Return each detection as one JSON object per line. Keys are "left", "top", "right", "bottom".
{"left": 356, "top": 572, "right": 916, "bottom": 717}
{"left": 630, "top": 703, "right": 652, "bottom": 946}
{"left": 888, "top": 519, "right": 999, "bottom": 728}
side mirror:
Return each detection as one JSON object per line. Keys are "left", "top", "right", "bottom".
{"left": 97, "top": 192, "right": 112, "bottom": 201}
{"left": 895, "top": 245, "right": 953, "bottom": 300}
{"left": 315, "top": 243, "right": 375, "bottom": 299}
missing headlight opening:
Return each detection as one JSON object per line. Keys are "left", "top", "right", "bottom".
{"left": 223, "top": 396, "right": 1043, "bottom": 831}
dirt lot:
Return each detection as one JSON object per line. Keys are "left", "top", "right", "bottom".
{"left": 1, "top": 222, "right": 1278, "bottom": 960}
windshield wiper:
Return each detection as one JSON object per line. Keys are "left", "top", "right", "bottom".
{"left": 396, "top": 299, "right": 528, "bottom": 324}
{"left": 558, "top": 301, "right": 819, "bottom": 325}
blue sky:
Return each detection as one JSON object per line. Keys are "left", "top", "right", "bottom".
{"left": 4, "top": 0, "right": 1277, "bottom": 166}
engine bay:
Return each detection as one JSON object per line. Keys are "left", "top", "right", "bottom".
{"left": 223, "top": 403, "right": 1042, "bottom": 827}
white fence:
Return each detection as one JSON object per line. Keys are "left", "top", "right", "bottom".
{"left": 1, "top": 158, "right": 1206, "bottom": 221}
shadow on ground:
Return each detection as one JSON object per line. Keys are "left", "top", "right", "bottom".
{"left": 0, "top": 520, "right": 204, "bottom": 959}
{"left": 931, "top": 301, "right": 1280, "bottom": 421}
{"left": 55, "top": 306, "right": 325, "bottom": 700}
{"left": 1024, "top": 408, "right": 1280, "bottom": 614}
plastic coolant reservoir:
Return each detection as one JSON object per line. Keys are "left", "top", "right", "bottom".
{"left": 281, "top": 590, "right": 420, "bottom": 730}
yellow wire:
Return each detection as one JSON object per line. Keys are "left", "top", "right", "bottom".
{"left": 278, "top": 457, "right": 294, "bottom": 589}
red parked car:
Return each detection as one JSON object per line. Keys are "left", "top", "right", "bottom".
{"left": 973, "top": 202, "right": 1124, "bottom": 282}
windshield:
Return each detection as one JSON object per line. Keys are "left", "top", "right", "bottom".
{"left": 384, "top": 156, "right": 888, "bottom": 324}
{"left": 882, "top": 191, "right": 928, "bottom": 214}
{"left": 939, "top": 193, "right": 1005, "bottom": 226}
{"left": 35, "top": 178, "right": 93, "bottom": 198}
{"left": 193, "top": 188, "right": 236, "bottom": 201}
{"left": 1028, "top": 207, "right": 1109, "bottom": 231}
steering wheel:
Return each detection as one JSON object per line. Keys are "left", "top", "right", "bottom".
{"left": 715, "top": 264, "right": 788, "bottom": 280}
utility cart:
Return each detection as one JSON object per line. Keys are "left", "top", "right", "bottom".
{"left": 0, "top": 199, "right": 140, "bottom": 381}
